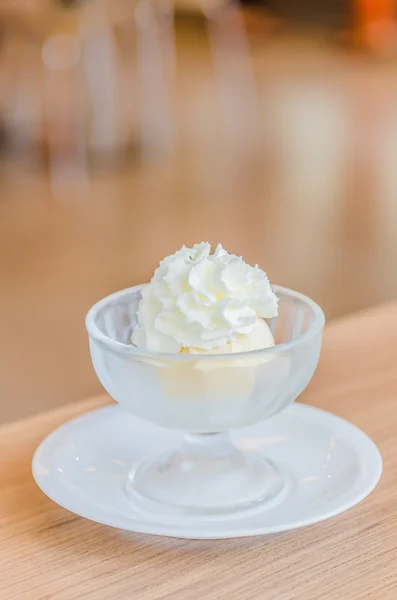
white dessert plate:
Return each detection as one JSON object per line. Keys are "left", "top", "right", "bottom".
{"left": 32, "top": 403, "right": 382, "bottom": 540}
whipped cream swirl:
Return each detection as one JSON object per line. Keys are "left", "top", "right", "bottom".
{"left": 132, "top": 242, "right": 278, "bottom": 353}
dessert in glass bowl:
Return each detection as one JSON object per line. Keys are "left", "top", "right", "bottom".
{"left": 86, "top": 242, "right": 325, "bottom": 521}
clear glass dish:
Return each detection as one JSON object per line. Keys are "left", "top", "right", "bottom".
{"left": 86, "top": 284, "right": 325, "bottom": 521}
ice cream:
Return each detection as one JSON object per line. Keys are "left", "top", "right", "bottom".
{"left": 180, "top": 318, "right": 275, "bottom": 355}
{"left": 132, "top": 242, "right": 278, "bottom": 354}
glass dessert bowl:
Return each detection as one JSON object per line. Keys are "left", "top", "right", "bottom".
{"left": 86, "top": 284, "right": 325, "bottom": 520}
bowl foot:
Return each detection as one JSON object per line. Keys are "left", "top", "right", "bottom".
{"left": 124, "top": 432, "right": 292, "bottom": 522}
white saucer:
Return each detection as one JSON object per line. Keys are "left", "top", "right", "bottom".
{"left": 32, "top": 403, "right": 382, "bottom": 540}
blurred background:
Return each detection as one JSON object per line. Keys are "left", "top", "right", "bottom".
{"left": 1, "top": 0, "right": 397, "bottom": 423}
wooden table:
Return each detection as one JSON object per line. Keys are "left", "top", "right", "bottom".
{"left": 1, "top": 302, "right": 397, "bottom": 599}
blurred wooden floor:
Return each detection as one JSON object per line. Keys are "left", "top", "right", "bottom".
{"left": 1, "top": 20, "right": 397, "bottom": 423}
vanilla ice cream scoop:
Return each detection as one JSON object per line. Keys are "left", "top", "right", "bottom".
{"left": 180, "top": 318, "right": 275, "bottom": 355}
{"left": 132, "top": 242, "right": 278, "bottom": 354}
